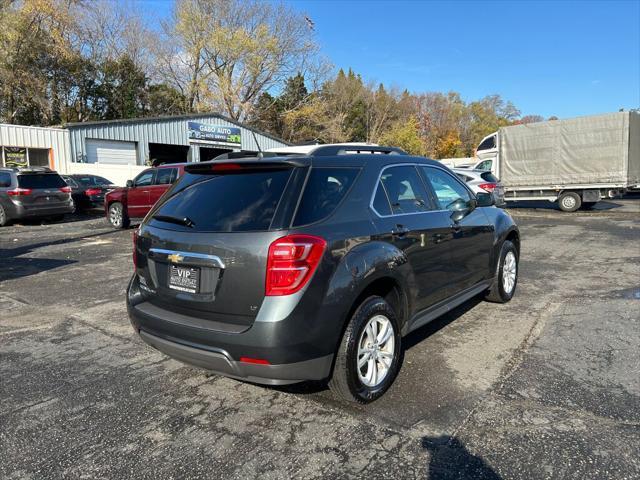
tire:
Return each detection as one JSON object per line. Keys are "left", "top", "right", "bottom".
{"left": 108, "top": 202, "right": 129, "bottom": 229}
{"left": 485, "top": 240, "right": 518, "bottom": 303}
{"left": 558, "top": 191, "right": 581, "bottom": 212}
{"left": 0, "top": 204, "right": 9, "bottom": 227}
{"left": 329, "top": 296, "right": 402, "bottom": 404}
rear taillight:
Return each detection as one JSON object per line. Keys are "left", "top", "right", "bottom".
{"left": 132, "top": 230, "right": 139, "bottom": 268}
{"left": 85, "top": 188, "right": 101, "bottom": 196}
{"left": 478, "top": 183, "right": 497, "bottom": 192}
{"left": 7, "top": 188, "right": 32, "bottom": 196}
{"left": 59, "top": 186, "right": 72, "bottom": 193}
{"left": 239, "top": 357, "right": 271, "bottom": 365}
{"left": 266, "top": 234, "right": 326, "bottom": 296}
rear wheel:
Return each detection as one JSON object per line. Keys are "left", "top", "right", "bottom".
{"left": 329, "top": 296, "right": 402, "bottom": 403}
{"left": 485, "top": 240, "right": 518, "bottom": 303}
{"left": 558, "top": 191, "right": 581, "bottom": 212}
{"left": 0, "top": 205, "right": 8, "bottom": 226}
{"left": 108, "top": 202, "right": 129, "bottom": 229}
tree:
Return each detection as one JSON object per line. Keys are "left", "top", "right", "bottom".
{"left": 379, "top": 117, "right": 426, "bottom": 156}
{"left": 157, "top": 0, "right": 318, "bottom": 121}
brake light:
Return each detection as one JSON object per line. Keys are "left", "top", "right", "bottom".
{"left": 7, "top": 188, "right": 32, "bottom": 196}
{"left": 59, "top": 186, "right": 72, "bottom": 193}
{"left": 132, "top": 229, "right": 139, "bottom": 268}
{"left": 266, "top": 234, "right": 326, "bottom": 296}
{"left": 85, "top": 188, "right": 101, "bottom": 196}
{"left": 478, "top": 183, "right": 497, "bottom": 192}
{"left": 211, "top": 163, "right": 242, "bottom": 172}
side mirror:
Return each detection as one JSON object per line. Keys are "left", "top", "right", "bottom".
{"left": 476, "top": 192, "right": 495, "bottom": 207}
{"left": 126, "top": 179, "right": 134, "bottom": 188}
{"left": 450, "top": 198, "right": 477, "bottom": 223}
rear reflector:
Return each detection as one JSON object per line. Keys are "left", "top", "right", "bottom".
{"left": 239, "top": 357, "right": 271, "bottom": 365}
{"left": 266, "top": 234, "right": 326, "bottom": 296}
{"left": 85, "top": 188, "right": 101, "bottom": 196}
{"left": 59, "top": 186, "right": 72, "bottom": 193}
{"left": 7, "top": 188, "right": 32, "bottom": 196}
{"left": 478, "top": 183, "right": 497, "bottom": 192}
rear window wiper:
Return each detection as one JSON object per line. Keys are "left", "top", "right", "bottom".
{"left": 153, "top": 214, "right": 195, "bottom": 228}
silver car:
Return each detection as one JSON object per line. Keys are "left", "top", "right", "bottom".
{"left": 453, "top": 168, "right": 505, "bottom": 206}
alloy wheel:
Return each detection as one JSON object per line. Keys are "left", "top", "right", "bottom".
{"left": 502, "top": 251, "right": 517, "bottom": 294}
{"left": 357, "top": 314, "right": 395, "bottom": 387}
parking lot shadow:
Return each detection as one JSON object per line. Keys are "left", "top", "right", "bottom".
{"left": 0, "top": 230, "right": 116, "bottom": 259}
{"left": 422, "top": 435, "right": 501, "bottom": 480}
{"left": 404, "top": 295, "right": 484, "bottom": 351}
{"left": 0, "top": 256, "right": 76, "bottom": 282}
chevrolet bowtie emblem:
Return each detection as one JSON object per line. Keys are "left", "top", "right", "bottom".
{"left": 168, "top": 253, "right": 184, "bottom": 263}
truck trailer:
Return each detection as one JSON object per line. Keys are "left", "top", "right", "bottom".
{"left": 472, "top": 111, "right": 640, "bottom": 211}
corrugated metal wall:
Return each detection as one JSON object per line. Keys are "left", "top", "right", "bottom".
{"left": 0, "top": 123, "right": 71, "bottom": 170}
{"left": 67, "top": 115, "right": 288, "bottom": 166}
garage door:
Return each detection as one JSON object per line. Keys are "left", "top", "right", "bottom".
{"left": 86, "top": 139, "right": 137, "bottom": 165}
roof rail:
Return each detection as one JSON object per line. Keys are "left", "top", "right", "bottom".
{"left": 5, "top": 166, "right": 54, "bottom": 173}
{"left": 309, "top": 145, "right": 407, "bottom": 156}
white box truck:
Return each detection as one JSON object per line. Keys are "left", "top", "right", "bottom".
{"left": 471, "top": 111, "right": 640, "bottom": 211}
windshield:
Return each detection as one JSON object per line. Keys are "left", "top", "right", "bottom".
{"left": 74, "top": 175, "right": 112, "bottom": 186}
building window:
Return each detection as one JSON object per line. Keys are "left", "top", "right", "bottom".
{"left": 1, "top": 146, "right": 50, "bottom": 168}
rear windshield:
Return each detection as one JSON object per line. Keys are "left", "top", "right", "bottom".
{"left": 74, "top": 175, "right": 112, "bottom": 186}
{"left": 293, "top": 167, "right": 359, "bottom": 226}
{"left": 480, "top": 172, "right": 499, "bottom": 183}
{"left": 18, "top": 173, "right": 66, "bottom": 189}
{"left": 151, "top": 169, "right": 292, "bottom": 232}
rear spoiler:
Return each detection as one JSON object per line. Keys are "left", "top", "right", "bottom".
{"left": 184, "top": 159, "right": 308, "bottom": 174}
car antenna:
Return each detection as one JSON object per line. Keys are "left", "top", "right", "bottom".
{"left": 250, "top": 130, "right": 264, "bottom": 159}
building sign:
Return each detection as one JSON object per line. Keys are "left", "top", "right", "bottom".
{"left": 187, "top": 122, "right": 242, "bottom": 147}
{"left": 3, "top": 147, "right": 27, "bottom": 167}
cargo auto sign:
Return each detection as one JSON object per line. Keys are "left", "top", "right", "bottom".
{"left": 187, "top": 122, "right": 242, "bottom": 147}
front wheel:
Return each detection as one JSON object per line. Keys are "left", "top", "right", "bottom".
{"left": 108, "top": 202, "right": 130, "bottom": 229}
{"left": 329, "top": 296, "right": 402, "bottom": 403}
{"left": 485, "top": 240, "right": 518, "bottom": 303}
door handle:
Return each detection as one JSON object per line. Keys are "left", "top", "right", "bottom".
{"left": 392, "top": 224, "right": 410, "bottom": 237}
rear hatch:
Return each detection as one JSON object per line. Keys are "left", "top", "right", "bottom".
{"left": 16, "top": 173, "right": 71, "bottom": 209}
{"left": 134, "top": 161, "right": 308, "bottom": 329}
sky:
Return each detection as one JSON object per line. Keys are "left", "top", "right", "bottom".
{"left": 135, "top": 0, "right": 640, "bottom": 119}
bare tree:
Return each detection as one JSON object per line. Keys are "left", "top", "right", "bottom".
{"left": 156, "top": 0, "right": 317, "bottom": 120}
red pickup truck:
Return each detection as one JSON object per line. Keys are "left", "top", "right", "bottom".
{"left": 105, "top": 163, "right": 187, "bottom": 228}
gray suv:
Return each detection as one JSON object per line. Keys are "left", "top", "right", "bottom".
{"left": 0, "top": 167, "right": 74, "bottom": 226}
{"left": 127, "top": 146, "right": 520, "bottom": 403}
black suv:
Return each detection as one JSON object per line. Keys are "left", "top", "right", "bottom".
{"left": 0, "top": 167, "right": 74, "bottom": 226}
{"left": 127, "top": 146, "right": 520, "bottom": 403}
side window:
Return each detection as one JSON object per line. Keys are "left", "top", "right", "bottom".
{"left": 422, "top": 167, "right": 472, "bottom": 210}
{"left": 293, "top": 167, "right": 359, "bottom": 226}
{"left": 0, "top": 172, "right": 12, "bottom": 187}
{"left": 134, "top": 170, "right": 154, "bottom": 187}
{"left": 477, "top": 135, "right": 496, "bottom": 151}
{"left": 155, "top": 168, "right": 178, "bottom": 185}
{"left": 372, "top": 183, "right": 392, "bottom": 216}
{"left": 379, "top": 166, "right": 430, "bottom": 215}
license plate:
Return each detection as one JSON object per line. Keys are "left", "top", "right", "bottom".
{"left": 168, "top": 265, "right": 200, "bottom": 293}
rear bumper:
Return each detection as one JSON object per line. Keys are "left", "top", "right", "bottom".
{"left": 127, "top": 275, "right": 335, "bottom": 384}
{"left": 8, "top": 201, "right": 74, "bottom": 219}
{"left": 138, "top": 329, "right": 332, "bottom": 385}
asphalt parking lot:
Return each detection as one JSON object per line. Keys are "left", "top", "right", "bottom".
{"left": 1, "top": 199, "right": 639, "bottom": 480}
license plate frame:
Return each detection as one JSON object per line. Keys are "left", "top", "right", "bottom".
{"left": 168, "top": 265, "right": 200, "bottom": 294}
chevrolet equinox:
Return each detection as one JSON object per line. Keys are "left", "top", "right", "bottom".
{"left": 127, "top": 145, "right": 520, "bottom": 403}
